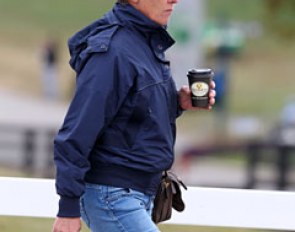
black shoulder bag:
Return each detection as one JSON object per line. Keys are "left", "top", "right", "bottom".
{"left": 152, "top": 171, "right": 187, "bottom": 224}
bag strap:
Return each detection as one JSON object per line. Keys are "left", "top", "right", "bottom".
{"left": 166, "top": 171, "right": 187, "bottom": 190}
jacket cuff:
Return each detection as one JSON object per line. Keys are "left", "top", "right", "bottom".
{"left": 57, "top": 196, "right": 81, "bottom": 217}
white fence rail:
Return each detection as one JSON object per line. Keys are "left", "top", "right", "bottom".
{"left": 1, "top": 177, "right": 295, "bottom": 231}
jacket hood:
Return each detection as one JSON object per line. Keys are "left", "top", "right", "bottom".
{"left": 68, "top": 8, "right": 121, "bottom": 73}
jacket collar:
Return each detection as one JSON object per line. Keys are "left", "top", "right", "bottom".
{"left": 113, "top": 3, "right": 175, "bottom": 52}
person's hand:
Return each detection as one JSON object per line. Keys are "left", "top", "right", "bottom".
{"left": 52, "top": 217, "right": 81, "bottom": 232}
{"left": 179, "top": 80, "right": 216, "bottom": 110}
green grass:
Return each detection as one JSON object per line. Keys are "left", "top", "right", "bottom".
{"left": 0, "top": 0, "right": 115, "bottom": 40}
{"left": 0, "top": 217, "right": 89, "bottom": 232}
{"left": 0, "top": 217, "right": 271, "bottom": 232}
{"left": 207, "top": 0, "right": 265, "bottom": 21}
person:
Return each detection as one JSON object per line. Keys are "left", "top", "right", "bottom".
{"left": 52, "top": 0, "right": 216, "bottom": 232}
{"left": 41, "top": 38, "right": 59, "bottom": 100}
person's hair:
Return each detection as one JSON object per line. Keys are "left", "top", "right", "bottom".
{"left": 117, "top": 0, "right": 129, "bottom": 4}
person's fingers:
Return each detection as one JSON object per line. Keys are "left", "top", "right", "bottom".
{"left": 209, "top": 89, "right": 216, "bottom": 98}
{"left": 180, "top": 85, "right": 190, "bottom": 95}
{"left": 210, "top": 80, "right": 216, "bottom": 89}
{"left": 209, "top": 97, "right": 215, "bottom": 106}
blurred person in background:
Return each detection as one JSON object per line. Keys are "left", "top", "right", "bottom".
{"left": 41, "top": 38, "right": 59, "bottom": 100}
{"left": 52, "top": 0, "right": 215, "bottom": 232}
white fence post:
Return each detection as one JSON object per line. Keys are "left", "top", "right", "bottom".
{"left": 1, "top": 177, "right": 295, "bottom": 231}
{"left": 0, "top": 177, "right": 58, "bottom": 218}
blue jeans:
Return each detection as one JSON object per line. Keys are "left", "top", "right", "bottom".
{"left": 80, "top": 183, "right": 160, "bottom": 232}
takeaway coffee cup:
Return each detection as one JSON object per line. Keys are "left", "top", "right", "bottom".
{"left": 187, "top": 68, "right": 214, "bottom": 107}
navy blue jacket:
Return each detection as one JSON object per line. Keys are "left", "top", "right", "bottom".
{"left": 54, "top": 3, "right": 182, "bottom": 217}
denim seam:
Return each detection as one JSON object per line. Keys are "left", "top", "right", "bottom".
{"left": 80, "top": 197, "right": 91, "bottom": 228}
{"left": 106, "top": 202, "right": 128, "bottom": 232}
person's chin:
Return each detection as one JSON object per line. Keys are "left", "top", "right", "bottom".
{"left": 160, "top": 18, "right": 169, "bottom": 26}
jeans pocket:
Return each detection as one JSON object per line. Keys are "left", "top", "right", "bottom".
{"left": 105, "top": 186, "right": 131, "bottom": 202}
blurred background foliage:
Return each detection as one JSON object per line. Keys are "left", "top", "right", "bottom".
{"left": 264, "top": 0, "right": 295, "bottom": 39}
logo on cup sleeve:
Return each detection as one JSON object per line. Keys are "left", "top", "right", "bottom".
{"left": 191, "top": 82, "right": 209, "bottom": 97}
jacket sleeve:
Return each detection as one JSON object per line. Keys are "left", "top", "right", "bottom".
{"left": 54, "top": 51, "right": 135, "bottom": 217}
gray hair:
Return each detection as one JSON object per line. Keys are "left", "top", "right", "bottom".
{"left": 117, "top": 0, "right": 129, "bottom": 4}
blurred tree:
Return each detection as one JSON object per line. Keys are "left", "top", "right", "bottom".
{"left": 264, "top": 0, "right": 295, "bottom": 39}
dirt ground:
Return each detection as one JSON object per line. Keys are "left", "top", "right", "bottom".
{"left": 0, "top": 39, "right": 74, "bottom": 101}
